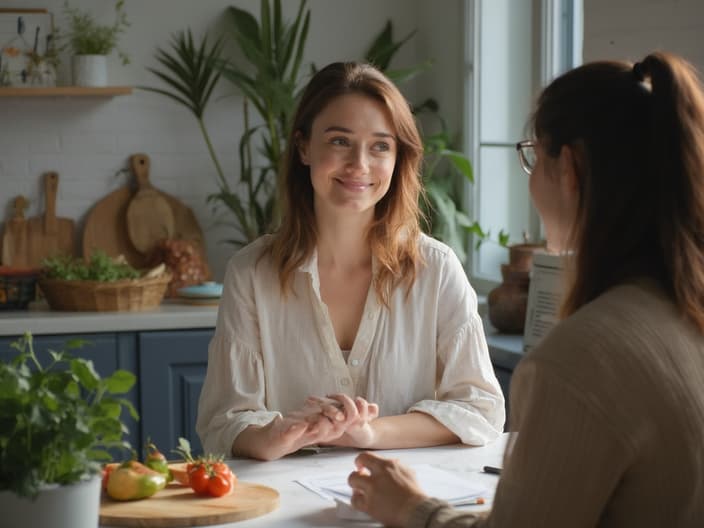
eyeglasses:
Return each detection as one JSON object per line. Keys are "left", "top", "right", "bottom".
{"left": 516, "top": 140, "right": 536, "bottom": 175}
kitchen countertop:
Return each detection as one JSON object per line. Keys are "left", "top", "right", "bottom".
{"left": 0, "top": 301, "right": 525, "bottom": 369}
{"left": 0, "top": 300, "right": 219, "bottom": 336}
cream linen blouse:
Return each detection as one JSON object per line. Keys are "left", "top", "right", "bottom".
{"left": 196, "top": 234, "right": 505, "bottom": 456}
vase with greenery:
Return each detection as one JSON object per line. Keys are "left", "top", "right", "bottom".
{"left": 0, "top": 332, "right": 137, "bottom": 527}
{"left": 143, "top": 0, "right": 504, "bottom": 260}
{"left": 62, "top": 0, "right": 130, "bottom": 86}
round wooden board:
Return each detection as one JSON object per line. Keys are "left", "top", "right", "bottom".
{"left": 99, "top": 482, "right": 279, "bottom": 527}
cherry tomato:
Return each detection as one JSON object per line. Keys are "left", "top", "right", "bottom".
{"left": 188, "top": 465, "right": 210, "bottom": 495}
{"left": 207, "top": 473, "right": 232, "bottom": 497}
{"left": 187, "top": 462, "right": 235, "bottom": 497}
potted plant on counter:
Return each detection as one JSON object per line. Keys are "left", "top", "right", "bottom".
{"left": 62, "top": 0, "right": 130, "bottom": 86}
{"left": 0, "top": 332, "right": 137, "bottom": 528}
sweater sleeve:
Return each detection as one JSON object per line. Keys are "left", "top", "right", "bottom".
{"left": 408, "top": 355, "right": 633, "bottom": 527}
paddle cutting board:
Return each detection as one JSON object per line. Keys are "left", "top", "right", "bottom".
{"left": 1, "top": 196, "right": 29, "bottom": 267}
{"left": 99, "top": 482, "right": 279, "bottom": 527}
{"left": 125, "top": 153, "right": 175, "bottom": 255}
{"left": 25, "top": 172, "right": 76, "bottom": 267}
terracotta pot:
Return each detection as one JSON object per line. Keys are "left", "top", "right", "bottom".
{"left": 487, "top": 264, "right": 531, "bottom": 334}
{"left": 508, "top": 243, "right": 545, "bottom": 272}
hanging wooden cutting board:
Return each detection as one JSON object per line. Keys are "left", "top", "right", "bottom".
{"left": 99, "top": 482, "right": 279, "bottom": 527}
{"left": 1, "top": 196, "right": 30, "bottom": 267}
{"left": 83, "top": 153, "right": 209, "bottom": 272}
{"left": 125, "top": 153, "right": 175, "bottom": 255}
{"left": 25, "top": 172, "right": 76, "bottom": 267}
{"left": 82, "top": 182, "right": 148, "bottom": 268}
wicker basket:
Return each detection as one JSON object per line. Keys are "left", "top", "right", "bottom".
{"left": 39, "top": 272, "right": 172, "bottom": 312}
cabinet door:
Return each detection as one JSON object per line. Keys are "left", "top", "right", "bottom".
{"left": 0, "top": 332, "right": 139, "bottom": 456}
{"left": 138, "top": 330, "right": 212, "bottom": 456}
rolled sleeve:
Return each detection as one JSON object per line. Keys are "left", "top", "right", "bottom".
{"left": 409, "top": 315, "right": 505, "bottom": 445}
{"left": 196, "top": 332, "right": 280, "bottom": 456}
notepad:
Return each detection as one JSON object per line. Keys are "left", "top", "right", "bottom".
{"left": 296, "top": 463, "right": 492, "bottom": 519}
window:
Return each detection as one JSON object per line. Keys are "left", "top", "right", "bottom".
{"left": 463, "top": 0, "right": 582, "bottom": 291}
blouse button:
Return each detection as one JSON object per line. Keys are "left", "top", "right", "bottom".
{"left": 350, "top": 359, "right": 360, "bottom": 366}
{"left": 340, "top": 378, "right": 350, "bottom": 386}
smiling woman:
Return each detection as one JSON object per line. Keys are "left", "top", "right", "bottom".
{"left": 298, "top": 93, "right": 397, "bottom": 219}
{"left": 195, "top": 62, "right": 505, "bottom": 462}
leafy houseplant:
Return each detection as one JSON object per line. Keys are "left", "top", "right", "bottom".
{"left": 62, "top": 0, "right": 130, "bottom": 63}
{"left": 62, "top": 0, "right": 130, "bottom": 87}
{"left": 0, "top": 332, "right": 137, "bottom": 499}
{"left": 143, "top": 0, "right": 310, "bottom": 246}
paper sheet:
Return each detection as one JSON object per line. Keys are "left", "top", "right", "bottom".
{"left": 296, "top": 463, "right": 492, "bottom": 520}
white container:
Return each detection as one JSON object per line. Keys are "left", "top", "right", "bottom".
{"left": 0, "top": 474, "right": 101, "bottom": 528}
{"left": 72, "top": 54, "right": 108, "bottom": 87}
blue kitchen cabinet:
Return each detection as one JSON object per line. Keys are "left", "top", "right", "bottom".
{"left": 0, "top": 333, "right": 140, "bottom": 454}
{"left": 138, "top": 329, "right": 213, "bottom": 457}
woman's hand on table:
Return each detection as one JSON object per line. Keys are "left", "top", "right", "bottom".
{"left": 348, "top": 452, "right": 428, "bottom": 527}
{"left": 306, "top": 394, "right": 379, "bottom": 448}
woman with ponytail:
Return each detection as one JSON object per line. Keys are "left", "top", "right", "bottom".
{"left": 349, "top": 52, "right": 704, "bottom": 527}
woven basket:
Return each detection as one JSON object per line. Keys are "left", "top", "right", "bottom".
{"left": 39, "top": 273, "right": 172, "bottom": 312}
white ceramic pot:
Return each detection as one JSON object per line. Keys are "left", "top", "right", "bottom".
{"left": 72, "top": 54, "right": 108, "bottom": 87}
{"left": 0, "top": 474, "right": 101, "bottom": 528}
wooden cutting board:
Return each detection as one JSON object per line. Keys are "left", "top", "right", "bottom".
{"left": 1, "top": 196, "right": 29, "bottom": 267}
{"left": 82, "top": 183, "right": 149, "bottom": 268}
{"left": 25, "top": 172, "right": 76, "bottom": 267}
{"left": 99, "top": 482, "right": 279, "bottom": 527}
{"left": 125, "top": 153, "right": 175, "bottom": 255}
{"left": 83, "top": 153, "right": 209, "bottom": 272}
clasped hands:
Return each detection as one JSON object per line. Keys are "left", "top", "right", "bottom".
{"left": 248, "top": 393, "right": 379, "bottom": 461}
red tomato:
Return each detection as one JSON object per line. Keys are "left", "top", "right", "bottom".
{"left": 187, "top": 462, "right": 235, "bottom": 497}
{"left": 207, "top": 473, "right": 232, "bottom": 497}
{"left": 189, "top": 465, "right": 210, "bottom": 495}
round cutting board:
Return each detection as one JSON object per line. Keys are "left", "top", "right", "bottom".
{"left": 99, "top": 482, "right": 279, "bottom": 527}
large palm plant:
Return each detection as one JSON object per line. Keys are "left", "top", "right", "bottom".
{"left": 142, "top": 0, "right": 309, "bottom": 247}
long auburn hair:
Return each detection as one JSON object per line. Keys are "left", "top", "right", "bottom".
{"left": 533, "top": 51, "right": 704, "bottom": 332}
{"left": 267, "top": 62, "right": 425, "bottom": 304}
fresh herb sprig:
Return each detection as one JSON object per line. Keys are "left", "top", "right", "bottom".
{"left": 0, "top": 332, "right": 138, "bottom": 498}
{"left": 43, "top": 251, "right": 140, "bottom": 282}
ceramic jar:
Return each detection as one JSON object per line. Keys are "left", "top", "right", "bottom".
{"left": 487, "top": 243, "right": 544, "bottom": 334}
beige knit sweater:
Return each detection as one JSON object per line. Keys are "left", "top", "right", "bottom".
{"left": 410, "top": 279, "right": 704, "bottom": 527}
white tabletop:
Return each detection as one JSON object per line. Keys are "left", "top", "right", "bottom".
{"left": 121, "top": 435, "right": 507, "bottom": 528}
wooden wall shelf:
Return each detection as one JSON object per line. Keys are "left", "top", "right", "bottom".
{"left": 0, "top": 86, "right": 133, "bottom": 97}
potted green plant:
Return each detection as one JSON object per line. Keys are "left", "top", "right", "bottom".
{"left": 0, "top": 332, "right": 137, "bottom": 528}
{"left": 62, "top": 0, "right": 130, "bottom": 86}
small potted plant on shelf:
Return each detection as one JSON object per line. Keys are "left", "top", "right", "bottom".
{"left": 0, "top": 332, "right": 137, "bottom": 528}
{"left": 62, "top": 0, "right": 129, "bottom": 86}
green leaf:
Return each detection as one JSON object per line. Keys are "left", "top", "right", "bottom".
{"left": 105, "top": 369, "right": 136, "bottom": 394}
{"left": 70, "top": 359, "right": 99, "bottom": 391}
{"left": 444, "top": 150, "right": 474, "bottom": 182}
{"left": 384, "top": 59, "right": 433, "bottom": 84}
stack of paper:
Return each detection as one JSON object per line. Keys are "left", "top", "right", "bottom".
{"left": 296, "top": 464, "right": 492, "bottom": 520}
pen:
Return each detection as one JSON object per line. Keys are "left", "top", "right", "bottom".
{"left": 482, "top": 465, "right": 501, "bottom": 475}
{"left": 454, "top": 497, "right": 486, "bottom": 506}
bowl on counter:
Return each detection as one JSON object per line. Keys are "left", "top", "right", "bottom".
{"left": 176, "top": 281, "right": 223, "bottom": 305}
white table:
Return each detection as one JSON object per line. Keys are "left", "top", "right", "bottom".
{"left": 168, "top": 435, "right": 507, "bottom": 528}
